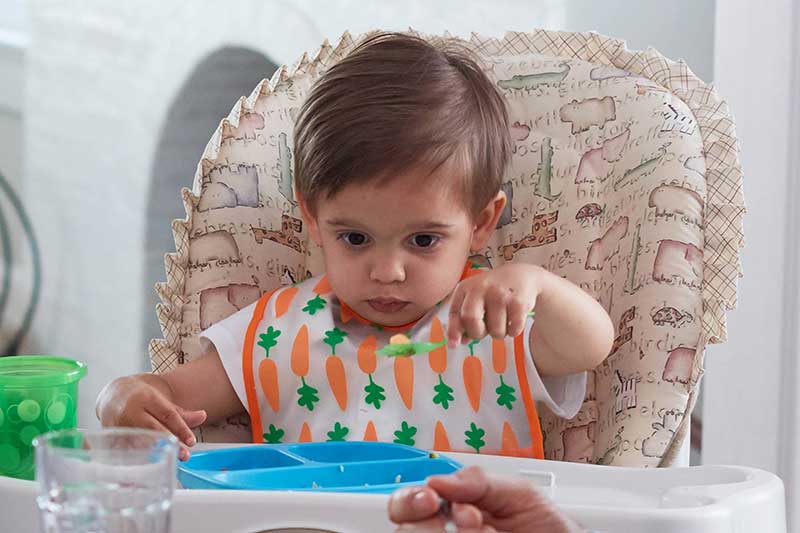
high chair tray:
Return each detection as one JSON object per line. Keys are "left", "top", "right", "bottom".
{"left": 178, "top": 441, "right": 461, "bottom": 493}
{"left": 0, "top": 447, "right": 786, "bottom": 532}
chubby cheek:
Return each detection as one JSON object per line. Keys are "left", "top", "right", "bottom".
{"left": 318, "top": 246, "right": 360, "bottom": 294}
{"left": 413, "top": 261, "right": 464, "bottom": 306}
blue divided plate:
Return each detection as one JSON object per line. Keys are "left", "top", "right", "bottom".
{"left": 178, "top": 441, "right": 462, "bottom": 494}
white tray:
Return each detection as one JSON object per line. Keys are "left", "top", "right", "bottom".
{"left": 0, "top": 447, "right": 786, "bottom": 532}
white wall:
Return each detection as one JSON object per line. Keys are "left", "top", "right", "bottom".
{"left": 563, "top": 0, "right": 715, "bottom": 83}
{"left": 703, "top": 0, "right": 799, "bottom": 529}
{"left": 0, "top": 7, "right": 27, "bottom": 191}
{"left": 0, "top": 2, "right": 33, "bottom": 353}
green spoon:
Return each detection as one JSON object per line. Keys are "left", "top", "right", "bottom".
{"left": 376, "top": 340, "right": 447, "bottom": 357}
{"left": 377, "top": 311, "right": 535, "bottom": 357}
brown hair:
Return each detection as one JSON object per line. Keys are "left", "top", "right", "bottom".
{"left": 293, "top": 31, "right": 511, "bottom": 216}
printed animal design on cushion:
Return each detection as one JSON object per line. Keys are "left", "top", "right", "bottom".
{"left": 533, "top": 138, "right": 560, "bottom": 201}
{"left": 199, "top": 284, "right": 262, "bottom": 330}
{"left": 642, "top": 410, "right": 682, "bottom": 458}
{"left": 653, "top": 239, "right": 703, "bottom": 286}
{"left": 198, "top": 162, "right": 260, "bottom": 211}
{"left": 596, "top": 427, "right": 625, "bottom": 465}
{"left": 684, "top": 156, "right": 706, "bottom": 178}
{"left": 585, "top": 216, "right": 629, "bottom": 270}
{"left": 575, "top": 203, "right": 603, "bottom": 222}
{"left": 188, "top": 230, "right": 241, "bottom": 267}
{"left": 663, "top": 346, "right": 695, "bottom": 385}
{"left": 500, "top": 211, "right": 558, "bottom": 260}
{"left": 575, "top": 128, "right": 630, "bottom": 184}
{"left": 559, "top": 96, "right": 616, "bottom": 134}
{"left": 624, "top": 223, "right": 644, "bottom": 295}
{"left": 510, "top": 121, "right": 531, "bottom": 143}
{"left": 648, "top": 184, "right": 704, "bottom": 226}
{"left": 589, "top": 66, "right": 632, "bottom": 81}
{"left": 251, "top": 214, "right": 306, "bottom": 254}
{"left": 562, "top": 422, "right": 596, "bottom": 463}
{"left": 221, "top": 111, "right": 265, "bottom": 141}
{"left": 610, "top": 306, "right": 636, "bottom": 356}
{"left": 497, "top": 63, "right": 570, "bottom": 91}
{"left": 275, "top": 132, "right": 296, "bottom": 206}
{"left": 614, "top": 145, "right": 667, "bottom": 191}
{"left": 651, "top": 306, "right": 694, "bottom": 328}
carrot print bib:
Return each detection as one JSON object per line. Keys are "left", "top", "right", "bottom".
{"left": 241, "top": 268, "right": 545, "bottom": 458}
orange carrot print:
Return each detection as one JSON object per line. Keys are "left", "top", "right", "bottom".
{"left": 258, "top": 360, "right": 279, "bottom": 412}
{"left": 363, "top": 421, "right": 378, "bottom": 442}
{"left": 291, "top": 325, "right": 310, "bottom": 377}
{"left": 324, "top": 328, "right": 348, "bottom": 411}
{"left": 292, "top": 325, "right": 319, "bottom": 411}
{"left": 502, "top": 422, "right": 520, "bottom": 454}
{"left": 428, "top": 317, "right": 447, "bottom": 374}
{"left": 274, "top": 286, "right": 298, "bottom": 318}
{"left": 358, "top": 336, "right": 377, "bottom": 374}
{"left": 394, "top": 355, "right": 414, "bottom": 410}
{"left": 313, "top": 276, "right": 331, "bottom": 295}
{"left": 492, "top": 338, "right": 506, "bottom": 374}
{"left": 463, "top": 340, "right": 483, "bottom": 412}
{"left": 433, "top": 421, "right": 451, "bottom": 451}
{"left": 257, "top": 326, "right": 281, "bottom": 412}
{"left": 299, "top": 422, "right": 312, "bottom": 442}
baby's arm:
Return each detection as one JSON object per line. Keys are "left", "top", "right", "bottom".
{"left": 526, "top": 268, "right": 614, "bottom": 376}
{"left": 446, "top": 263, "right": 613, "bottom": 377}
{"left": 96, "top": 343, "right": 244, "bottom": 459}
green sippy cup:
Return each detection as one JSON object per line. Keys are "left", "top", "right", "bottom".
{"left": 0, "top": 356, "right": 86, "bottom": 480}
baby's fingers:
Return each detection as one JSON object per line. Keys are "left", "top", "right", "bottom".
{"left": 484, "top": 287, "right": 509, "bottom": 339}
{"left": 506, "top": 296, "right": 529, "bottom": 338}
{"left": 179, "top": 407, "right": 207, "bottom": 429}
{"left": 460, "top": 291, "right": 487, "bottom": 342}
{"left": 447, "top": 287, "right": 467, "bottom": 348}
{"left": 140, "top": 414, "right": 192, "bottom": 461}
{"left": 147, "top": 394, "right": 197, "bottom": 448}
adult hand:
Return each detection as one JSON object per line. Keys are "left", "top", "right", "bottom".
{"left": 388, "top": 466, "right": 583, "bottom": 532}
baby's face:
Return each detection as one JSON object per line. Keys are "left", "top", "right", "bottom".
{"left": 303, "top": 168, "right": 485, "bottom": 327}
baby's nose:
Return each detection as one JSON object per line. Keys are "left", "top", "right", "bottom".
{"left": 369, "top": 255, "right": 406, "bottom": 284}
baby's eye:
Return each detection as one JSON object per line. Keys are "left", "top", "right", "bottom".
{"left": 339, "top": 232, "right": 370, "bottom": 247}
{"left": 409, "top": 234, "right": 439, "bottom": 248}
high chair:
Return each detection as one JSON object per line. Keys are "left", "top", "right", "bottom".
{"left": 0, "top": 26, "right": 785, "bottom": 533}
{"left": 148, "top": 28, "right": 745, "bottom": 470}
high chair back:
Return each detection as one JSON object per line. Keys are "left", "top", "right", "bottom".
{"left": 149, "top": 29, "right": 744, "bottom": 467}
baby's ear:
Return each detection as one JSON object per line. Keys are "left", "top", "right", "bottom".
{"left": 296, "top": 189, "right": 322, "bottom": 246}
{"left": 469, "top": 190, "right": 506, "bottom": 252}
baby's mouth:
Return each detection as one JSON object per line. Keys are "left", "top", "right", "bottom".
{"left": 366, "top": 298, "right": 410, "bottom": 314}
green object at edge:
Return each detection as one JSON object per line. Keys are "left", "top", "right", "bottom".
{"left": 0, "top": 355, "right": 86, "bottom": 480}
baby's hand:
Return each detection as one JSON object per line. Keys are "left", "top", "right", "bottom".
{"left": 96, "top": 376, "right": 207, "bottom": 461}
{"left": 447, "top": 263, "right": 543, "bottom": 348}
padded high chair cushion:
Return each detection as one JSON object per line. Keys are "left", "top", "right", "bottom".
{"left": 149, "top": 30, "right": 744, "bottom": 467}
